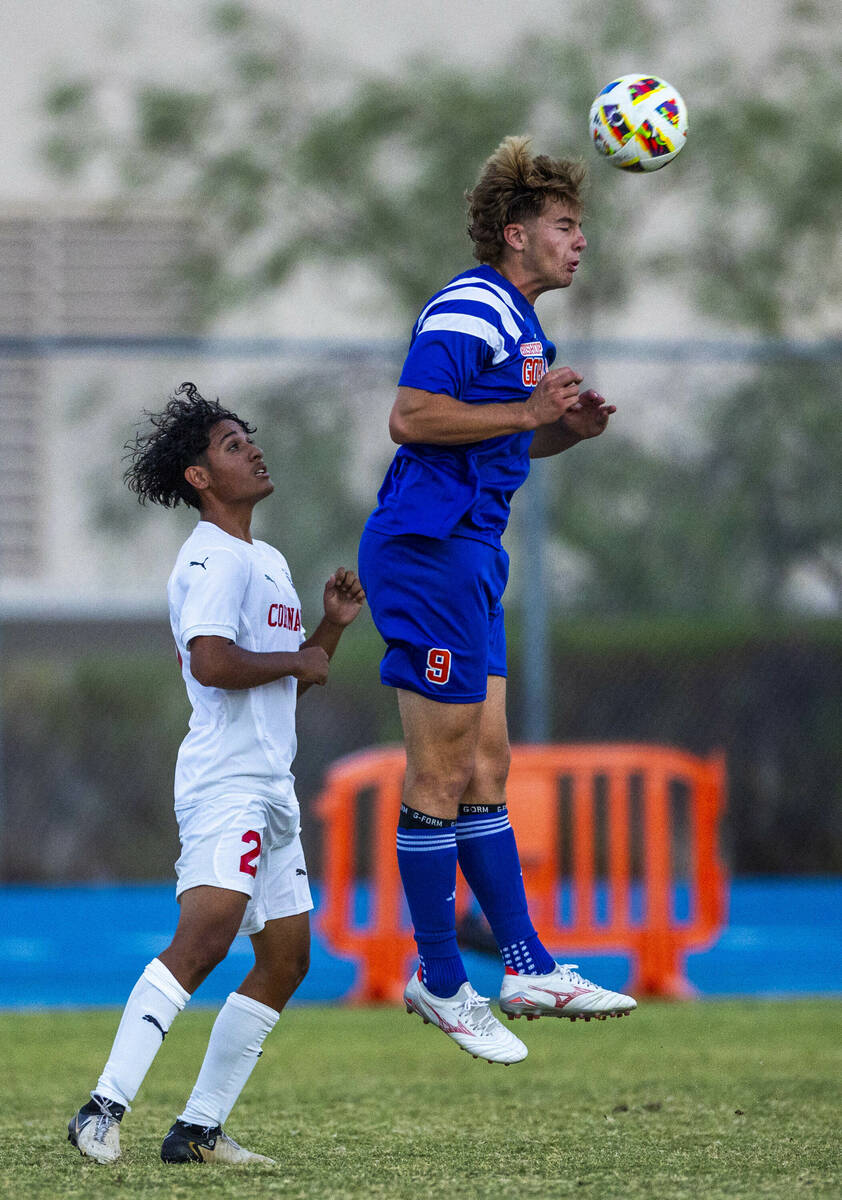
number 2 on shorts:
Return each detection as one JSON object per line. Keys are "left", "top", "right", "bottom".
{"left": 239, "top": 829, "right": 262, "bottom": 877}
{"left": 425, "top": 647, "right": 452, "bottom": 685}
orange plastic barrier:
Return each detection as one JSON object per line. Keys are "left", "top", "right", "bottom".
{"left": 315, "top": 744, "right": 727, "bottom": 1002}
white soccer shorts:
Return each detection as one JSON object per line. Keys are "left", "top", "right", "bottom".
{"left": 174, "top": 792, "right": 314, "bottom": 936}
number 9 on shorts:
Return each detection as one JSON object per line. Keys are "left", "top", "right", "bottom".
{"left": 425, "top": 648, "right": 452, "bottom": 685}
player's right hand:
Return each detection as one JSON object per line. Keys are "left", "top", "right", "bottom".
{"left": 523, "top": 366, "right": 584, "bottom": 428}
{"left": 292, "top": 646, "right": 330, "bottom": 686}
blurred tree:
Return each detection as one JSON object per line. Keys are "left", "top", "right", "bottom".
{"left": 83, "top": 361, "right": 394, "bottom": 614}
{"left": 40, "top": 0, "right": 662, "bottom": 326}
{"left": 26, "top": 0, "right": 842, "bottom": 883}
{"left": 43, "top": 2, "right": 316, "bottom": 321}
{"left": 244, "top": 364, "right": 396, "bottom": 612}
{"left": 40, "top": 0, "right": 842, "bottom": 616}
{"left": 538, "top": 356, "right": 842, "bottom": 614}
{"left": 41, "top": 1, "right": 842, "bottom": 337}
{"left": 677, "top": 0, "right": 842, "bottom": 338}
{"left": 288, "top": 30, "right": 660, "bottom": 326}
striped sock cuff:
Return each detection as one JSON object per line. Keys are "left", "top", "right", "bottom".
{"left": 455, "top": 806, "right": 511, "bottom": 842}
{"left": 396, "top": 825, "right": 457, "bottom": 853}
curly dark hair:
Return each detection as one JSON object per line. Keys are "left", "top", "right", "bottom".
{"left": 466, "top": 135, "right": 587, "bottom": 266}
{"left": 124, "top": 382, "right": 256, "bottom": 509}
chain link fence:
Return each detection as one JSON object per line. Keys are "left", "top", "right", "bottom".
{"left": 1, "top": 335, "right": 840, "bottom": 882}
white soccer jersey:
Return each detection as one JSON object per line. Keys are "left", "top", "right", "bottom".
{"left": 167, "top": 521, "right": 305, "bottom": 811}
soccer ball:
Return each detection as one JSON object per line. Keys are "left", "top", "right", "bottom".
{"left": 588, "top": 74, "right": 688, "bottom": 172}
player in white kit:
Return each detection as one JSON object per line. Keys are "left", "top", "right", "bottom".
{"left": 68, "top": 382, "right": 365, "bottom": 1165}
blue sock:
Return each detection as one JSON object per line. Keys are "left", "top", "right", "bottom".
{"left": 396, "top": 805, "right": 467, "bottom": 998}
{"left": 456, "top": 804, "right": 556, "bottom": 975}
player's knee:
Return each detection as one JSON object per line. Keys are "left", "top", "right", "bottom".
{"left": 470, "top": 745, "right": 511, "bottom": 804}
{"left": 188, "top": 929, "right": 234, "bottom": 975}
{"left": 160, "top": 931, "right": 232, "bottom": 990}
{"left": 407, "top": 758, "right": 475, "bottom": 808}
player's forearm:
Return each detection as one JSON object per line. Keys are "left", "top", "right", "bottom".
{"left": 190, "top": 640, "right": 305, "bottom": 690}
{"left": 301, "top": 618, "right": 345, "bottom": 662}
{"left": 390, "top": 387, "right": 533, "bottom": 445}
{"left": 296, "top": 620, "right": 344, "bottom": 695}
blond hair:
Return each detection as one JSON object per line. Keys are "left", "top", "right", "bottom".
{"left": 466, "top": 136, "right": 587, "bottom": 265}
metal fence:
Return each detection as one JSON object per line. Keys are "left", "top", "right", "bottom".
{"left": 1, "top": 334, "right": 840, "bottom": 883}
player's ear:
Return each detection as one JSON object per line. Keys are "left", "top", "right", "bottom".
{"left": 503, "top": 222, "right": 527, "bottom": 252}
{"left": 184, "top": 463, "right": 210, "bottom": 493}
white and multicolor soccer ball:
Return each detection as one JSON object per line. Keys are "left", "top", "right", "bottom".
{"left": 588, "top": 74, "right": 688, "bottom": 172}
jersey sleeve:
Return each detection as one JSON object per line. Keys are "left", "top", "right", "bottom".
{"left": 177, "top": 548, "right": 249, "bottom": 648}
{"left": 398, "top": 284, "right": 523, "bottom": 398}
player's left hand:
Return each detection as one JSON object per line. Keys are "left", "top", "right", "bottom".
{"left": 323, "top": 567, "right": 366, "bottom": 627}
{"left": 561, "top": 389, "right": 616, "bottom": 439}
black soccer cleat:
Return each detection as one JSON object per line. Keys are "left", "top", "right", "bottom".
{"left": 67, "top": 1094, "right": 125, "bottom": 1164}
{"left": 160, "top": 1119, "right": 275, "bottom": 1164}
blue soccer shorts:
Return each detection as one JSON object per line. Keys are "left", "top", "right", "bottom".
{"left": 358, "top": 527, "right": 509, "bottom": 703}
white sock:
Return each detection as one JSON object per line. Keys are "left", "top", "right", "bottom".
{"left": 95, "top": 958, "right": 190, "bottom": 1109}
{"left": 179, "top": 991, "right": 279, "bottom": 1128}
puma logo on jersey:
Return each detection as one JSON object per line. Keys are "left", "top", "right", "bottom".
{"left": 189, "top": 557, "right": 209, "bottom": 570}
{"left": 264, "top": 573, "right": 280, "bottom": 592}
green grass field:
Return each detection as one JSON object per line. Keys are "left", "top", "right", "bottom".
{"left": 2, "top": 1000, "right": 840, "bottom": 1199}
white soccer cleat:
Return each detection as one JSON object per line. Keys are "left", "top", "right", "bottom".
{"left": 161, "top": 1119, "right": 276, "bottom": 1164}
{"left": 404, "top": 969, "right": 528, "bottom": 1064}
{"left": 499, "top": 962, "right": 637, "bottom": 1021}
{"left": 67, "top": 1094, "right": 124, "bottom": 1164}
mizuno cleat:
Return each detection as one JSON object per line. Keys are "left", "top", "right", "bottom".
{"left": 499, "top": 962, "right": 637, "bottom": 1021}
{"left": 404, "top": 968, "right": 528, "bottom": 1064}
{"left": 67, "top": 1094, "right": 125, "bottom": 1164}
{"left": 160, "top": 1119, "right": 275, "bottom": 1165}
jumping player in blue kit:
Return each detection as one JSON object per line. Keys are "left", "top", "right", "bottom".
{"left": 358, "top": 136, "right": 636, "bottom": 1064}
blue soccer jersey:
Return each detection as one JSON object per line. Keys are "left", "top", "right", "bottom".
{"left": 364, "top": 263, "right": 556, "bottom": 546}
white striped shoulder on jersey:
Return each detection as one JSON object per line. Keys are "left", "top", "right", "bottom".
{"left": 413, "top": 274, "right": 525, "bottom": 365}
